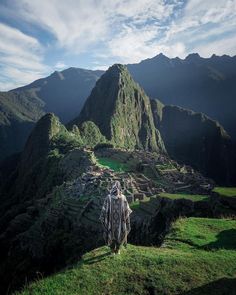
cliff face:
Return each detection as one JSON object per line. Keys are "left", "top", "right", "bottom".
{"left": 69, "top": 64, "right": 166, "bottom": 153}
{"left": 151, "top": 99, "right": 236, "bottom": 185}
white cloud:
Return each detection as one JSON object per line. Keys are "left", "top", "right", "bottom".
{"left": 11, "top": 0, "right": 109, "bottom": 52}
{"left": 0, "top": 23, "right": 49, "bottom": 90}
{"left": 165, "top": 0, "right": 236, "bottom": 49}
{"left": 0, "top": 0, "right": 236, "bottom": 90}
{"left": 108, "top": 24, "right": 186, "bottom": 63}
{"left": 92, "top": 65, "right": 109, "bottom": 71}
{"left": 55, "top": 61, "right": 67, "bottom": 70}
{"left": 193, "top": 34, "right": 236, "bottom": 57}
{"left": 9, "top": 0, "right": 176, "bottom": 53}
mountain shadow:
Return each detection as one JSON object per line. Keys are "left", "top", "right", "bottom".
{"left": 181, "top": 277, "right": 236, "bottom": 295}
{"left": 201, "top": 229, "right": 236, "bottom": 250}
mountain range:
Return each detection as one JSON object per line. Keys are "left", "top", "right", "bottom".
{"left": 0, "top": 54, "right": 236, "bottom": 185}
{"left": 0, "top": 68, "right": 103, "bottom": 160}
{"left": 127, "top": 53, "right": 236, "bottom": 141}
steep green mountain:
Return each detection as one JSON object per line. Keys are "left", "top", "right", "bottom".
{"left": 68, "top": 64, "right": 166, "bottom": 153}
{"left": 127, "top": 53, "right": 236, "bottom": 141}
{"left": 151, "top": 99, "right": 236, "bottom": 185}
{"left": 0, "top": 91, "right": 45, "bottom": 161}
{"left": 0, "top": 68, "right": 103, "bottom": 161}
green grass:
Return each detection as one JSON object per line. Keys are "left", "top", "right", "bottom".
{"left": 213, "top": 187, "right": 236, "bottom": 197}
{"left": 166, "top": 217, "right": 236, "bottom": 250}
{"left": 17, "top": 218, "right": 236, "bottom": 295}
{"left": 130, "top": 196, "right": 151, "bottom": 209}
{"left": 159, "top": 192, "right": 210, "bottom": 202}
{"left": 96, "top": 156, "right": 129, "bottom": 172}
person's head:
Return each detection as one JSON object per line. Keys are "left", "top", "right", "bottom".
{"left": 110, "top": 180, "right": 122, "bottom": 196}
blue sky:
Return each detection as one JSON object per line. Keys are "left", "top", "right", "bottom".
{"left": 0, "top": 0, "right": 235, "bottom": 90}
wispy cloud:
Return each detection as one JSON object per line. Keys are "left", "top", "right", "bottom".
{"left": 54, "top": 61, "right": 68, "bottom": 70}
{"left": 0, "top": 0, "right": 235, "bottom": 90}
{"left": 10, "top": 0, "right": 176, "bottom": 52}
{"left": 107, "top": 24, "right": 186, "bottom": 63}
{"left": 165, "top": 0, "right": 236, "bottom": 54}
{"left": 0, "top": 23, "right": 49, "bottom": 90}
{"left": 194, "top": 34, "right": 236, "bottom": 57}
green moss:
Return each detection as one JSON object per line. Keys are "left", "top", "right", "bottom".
{"left": 159, "top": 192, "right": 210, "bottom": 202}
{"left": 213, "top": 187, "right": 236, "bottom": 197}
{"left": 17, "top": 218, "right": 236, "bottom": 295}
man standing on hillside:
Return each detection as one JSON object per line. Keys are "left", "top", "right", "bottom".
{"left": 99, "top": 180, "right": 132, "bottom": 255}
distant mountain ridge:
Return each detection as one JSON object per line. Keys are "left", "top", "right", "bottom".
{"left": 12, "top": 67, "right": 104, "bottom": 123}
{"left": 0, "top": 68, "right": 103, "bottom": 160}
{"left": 127, "top": 53, "right": 236, "bottom": 141}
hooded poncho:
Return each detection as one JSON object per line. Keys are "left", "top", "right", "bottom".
{"left": 99, "top": 181, "right": 132, "bottom": 246}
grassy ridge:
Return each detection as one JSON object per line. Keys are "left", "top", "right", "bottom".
{"left": 213, "top": 187, "right": 236, "bottom": 197}
{"left": 159, "top": 192, "right": 210, "bottom": 202}
{"left": 17, "top": 217, "right": 236, "bottom": 295}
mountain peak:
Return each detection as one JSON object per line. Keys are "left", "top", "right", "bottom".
{"left": 155, "top": 53, "right": 168, "bottom": 58}
{"left": 185, "top": 53, "right": 201, "bottom": 62}
{"left": 69, "top": 64, "right": 166, "bottom": 152}
{"left": 152, "top": 53, "right": 169, "bottom": 63}
{"left": 20, "top": 113, "right": 66, "bottom": 168}
{"left": 106, "top": 64, "right": 128, "bottom": 76}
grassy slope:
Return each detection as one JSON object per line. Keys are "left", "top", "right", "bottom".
{"left": 159, "top": 192, "right": 210, "bottom": 202}
{"left": 17, "top": 217, "right": 236, "bottom": 295}
{"left": 213, "top": 187, "right": 236, "bottom": 197}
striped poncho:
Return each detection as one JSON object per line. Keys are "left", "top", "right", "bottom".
{"left": 99, "top": 193, "right": 132, "bottom": 246}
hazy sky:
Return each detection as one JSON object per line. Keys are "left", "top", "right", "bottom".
{"left": 0, "top": 0, "right": 236, "bottom": 90}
